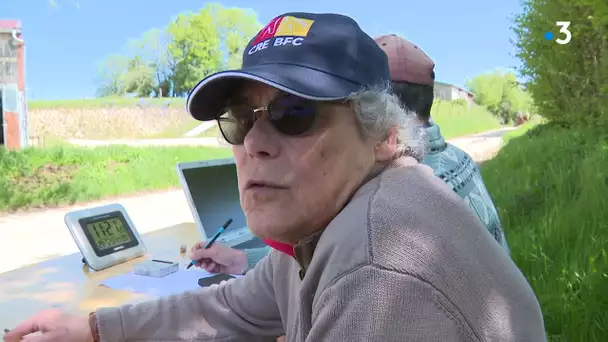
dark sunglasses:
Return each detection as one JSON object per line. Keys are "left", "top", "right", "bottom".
{"left": 216, "top": 95, "right": 320, "bottom": 145}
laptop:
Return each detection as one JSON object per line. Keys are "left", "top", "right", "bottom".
{"left": 176, "top": 158, "right": 265, "bottom": 250}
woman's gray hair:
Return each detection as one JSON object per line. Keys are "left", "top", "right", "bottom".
{"left": 347, "top": 85, "right": 428, "bottom": 161}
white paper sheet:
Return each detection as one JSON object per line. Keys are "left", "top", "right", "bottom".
{"left": 102, "top": 269, "right": 242, "bottom": 297}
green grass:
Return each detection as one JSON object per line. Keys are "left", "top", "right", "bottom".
{"left": 0, "top": 145, "right": 232, "bottom": 212}
{"left": 502, "top": 117, "right": 545, "bottom": 143}
{"left": 481, "top": 123, "right": 608, "bottom": 340}
{"left": 28, "top": 97, "right": 186, "bottom": 110}
{"left": 431, "top": 100, "right": 503, "bottom": 139}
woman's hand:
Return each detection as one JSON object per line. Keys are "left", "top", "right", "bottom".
{"left": 189, "top": 242, "right": 248, "bottom": 274}
{"left": 3, "top": 310, "right": 93, "bottom": 342}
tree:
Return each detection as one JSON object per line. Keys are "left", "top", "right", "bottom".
{"left": 513, "top": 0, "right": 608, "bottom": 128}
{"left": 95, "top": 3, "right": 261, "bottom": 98}
{"left": 126, "top": 28, "right": 173, "bottom": 97}
{"left": 96, "top": 29, "right": 169, "bottom": 97}
{"left": 466, "top": 70, "right": 534, "bottom": 123}
{"left": 122, "top": 56, "right": 156, "bottom": 97}
{"left": 466, "top": 72, "right": 504, "bottom": 110}
{"left": 166, "top": 3, "right": 262, "bottom": 96}
{"left": 210, "top": 4, "right": 261, "bottom": 69}
{"left": 166, "top": 9, "right": 222, "bottom": 97}
{"left": 95, "top": 54, "right": 129, "bottom": 97}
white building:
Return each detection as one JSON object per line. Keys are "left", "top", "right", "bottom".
{"left": 433, "top": 81, "right": 475, "bottom": 105}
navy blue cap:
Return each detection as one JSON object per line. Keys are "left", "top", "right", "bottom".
{"left": 186, "top": 12, "right": 390, "bottom": 121}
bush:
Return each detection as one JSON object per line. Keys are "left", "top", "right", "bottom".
{"left": 452, "top": 98, "right": 469, "bottom": 107}
{"left": 482, "top": 124, "right": 608, "bottom": 340}
{"left": 466, "top": 71, "right": 535, "bottom": 124}
{"left": 513, "top": 0, "right": 608, "bottom": 128}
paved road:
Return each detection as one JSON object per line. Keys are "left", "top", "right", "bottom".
{"left": 0, "top": 127, "right": 515, "bottom": 274}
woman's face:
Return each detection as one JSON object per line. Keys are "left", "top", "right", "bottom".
{"left": 232, "top": 82, "right": 379, "bottom": 243}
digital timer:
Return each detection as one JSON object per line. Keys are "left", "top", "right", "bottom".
{"left": 64, "top": 203, "right": 147, "bottom": 270}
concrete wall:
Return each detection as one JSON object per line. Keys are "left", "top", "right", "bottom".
{"left": 28, "top": 107, "right": 198, "bottom": 143}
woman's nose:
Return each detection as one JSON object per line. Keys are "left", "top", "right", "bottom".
{"left": 242, "top": 113, "right": 281, "bottom": 159}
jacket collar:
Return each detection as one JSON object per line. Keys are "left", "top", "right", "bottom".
{"left": 425, "top": 123, "right": 447, "bottom": 151}
{"left": 293, "top": 230, "right": 323, "bottom": 280}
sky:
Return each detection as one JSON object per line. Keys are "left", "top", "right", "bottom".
{"left": 1, "top": 0, "right": 523, "bottom": 100}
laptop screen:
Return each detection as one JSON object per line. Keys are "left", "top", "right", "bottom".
{"left": 180, "top": 161, "right": 248, "bottom": 240}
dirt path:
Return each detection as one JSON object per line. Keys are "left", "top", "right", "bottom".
{"left": 0, "top": 127, "right": 515, "bottom": 274}
{"left": 449, "top": 127, "right": 516, "bottom": 162}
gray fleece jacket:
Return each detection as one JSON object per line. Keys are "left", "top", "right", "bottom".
{"left": 96, "top": 157, "right": 546, "bottom": 341}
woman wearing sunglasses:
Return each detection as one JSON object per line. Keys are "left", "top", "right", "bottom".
{"left": 5, "top": 12, "right": 545, "bottom": 342}
{"left": 188, "top": 36, "right": 515, "bottom": 277}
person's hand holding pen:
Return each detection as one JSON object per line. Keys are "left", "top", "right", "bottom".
{"left": 188, "top": 242, "right": 248, "bottom": 275}
{"left": 186, "top": 218, "right": 247, "bottom": 274}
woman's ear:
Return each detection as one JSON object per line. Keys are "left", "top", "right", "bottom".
{"left": 375, "top": 127, "right": 399, "bottom": 162}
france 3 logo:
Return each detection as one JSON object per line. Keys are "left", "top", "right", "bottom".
{"left": 545, "top": 21, "right": 572, "bottom": 45}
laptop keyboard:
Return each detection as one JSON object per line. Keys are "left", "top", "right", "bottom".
{"left": 232, "top": 238, "right": 266, "bottom": 250}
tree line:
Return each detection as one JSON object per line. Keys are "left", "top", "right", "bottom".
{"left": 513, "top": 0, "right": 607, "bottom": 128}
{"left": 466, "top": 70, "right": 536, "bottom": 124}
{"left": 95, "top": 2, "right": 537, "bottom": 126}
{"left": 95, "top": 3, "right": 261, "bottom": 98}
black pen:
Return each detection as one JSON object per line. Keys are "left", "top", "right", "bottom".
{"left": 186, "top": 218, "right": 233, "bottom": 269}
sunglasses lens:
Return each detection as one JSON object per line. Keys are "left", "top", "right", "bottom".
{"left": 217, "top": 96, "right": 319, "bottom": 145}
{"left": 217, "top": 106, "right": 253, "bottom": 145}
{"left": 269, "top": 96, "right": 317, "bottom": 136}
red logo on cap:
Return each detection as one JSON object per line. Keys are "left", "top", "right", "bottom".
{"left": 253, "top": 16, "right": 285, "bottom": 45}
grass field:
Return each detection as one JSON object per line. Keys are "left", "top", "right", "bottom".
{"left": 0, "top": 145, "right": 232, "bottom": 211}
{"left": 26, "top": 98, "right": 503, "bottom": 143}
{"left": 431, "top": 100, "right": 503, "bottom": 139}
{"left": 482, "top": 123, "right": 608, "bottom": 340}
